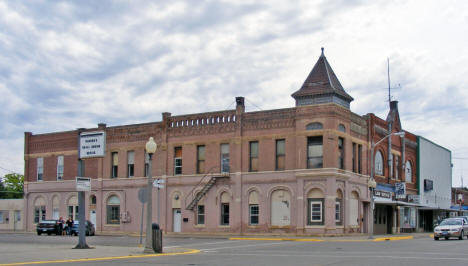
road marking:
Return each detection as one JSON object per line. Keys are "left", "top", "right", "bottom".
{"left": 0, "top": 249, "right": 200, "bottom": 266}
{"left": 201, "top": 241, "right": 288, "bottom": 251}
{"left": 202, "top": 252, "right": 468, "bottom": 261}
{"left": 229, "top": 236, "right": 413, "bottom": 242}
{"left": 165, "top": 240, "right": 234, "bottom": 249}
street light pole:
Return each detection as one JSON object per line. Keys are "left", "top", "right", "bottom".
{"left": 369, "top": 131, "right": 405, "bottom": 239}
{"left": 144, "top": 137, "right": 157, "bottom": 253}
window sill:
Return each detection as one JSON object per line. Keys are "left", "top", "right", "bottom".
{"left": 104, "top": 224, "right": 121, "bottom": 227}
{"left": 194, "top": 224, "right": 205, "bottom": 228}
{"left": 218, "top": 225, "right": 230, "bottom": 228}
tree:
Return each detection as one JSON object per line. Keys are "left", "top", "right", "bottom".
{"left": 0, "top": 173, "right": 24, "bottom": 199}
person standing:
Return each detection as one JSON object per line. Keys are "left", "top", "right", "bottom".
{"left": 66, "top": 217, "right": 74, "bottom": 236}
{"left": 58, "top": 217, "right": 65, "bottom": 235}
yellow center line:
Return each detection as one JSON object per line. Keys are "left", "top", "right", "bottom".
{"left": 229, "top": 236, "right": 414, "bottom": 242}
{"left": 0, "top": 249, "right": 200, "bottom": 266}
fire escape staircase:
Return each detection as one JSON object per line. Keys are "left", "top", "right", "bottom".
{"left": 185, "top": 170, "right": 229, "bottom": 211}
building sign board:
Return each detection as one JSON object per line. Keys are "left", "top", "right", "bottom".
{"left": 408, "top": 194, "right": 420, "bottom": 204}
{"left": 395, "top": 182, "right": 406, "bottom": 199}
{"left": 374, "top": 190, "right": 392, "bottom": 199}
{"left": 153, "top": 179, "right": 165, "bottom": 189}
{"left": 79, "top": 131, "right": 106, "bottom": 159}
{"left": 76, "top": 177, "right": 91, "bottom": 192}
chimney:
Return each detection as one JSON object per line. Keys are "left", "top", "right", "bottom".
{"left": 236, "top": 96, "right": 245, "bottom": 114}
{"left": 98, "top": 123, "right": 106, "bottom": 129}
{"left": 390, "top": 100, "right": 398, "bottom": 111}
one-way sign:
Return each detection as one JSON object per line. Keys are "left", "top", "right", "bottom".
{"left": 153, "top": 179, "right": 165, "bottom": 189}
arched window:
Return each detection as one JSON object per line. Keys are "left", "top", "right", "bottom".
{"left": 34, "top": 196, "right": 46, "bottom": 223}
{"left": 306, "top": 122, "right": 323, "bottom": 130}
{"left": 196, "top": 192, "right": 205, "bottom": 225}
{"left": 405, "top": 161, "right": 412, "bottom": 183}
{"left": 90, "top": 195, "right": 97, "bottom": 205}
{"left": 338, "top": 124, "right": 346, "bottom": 133}
{"left": 307, "top": 188, "right": 324, "bottom": 225}
{"left": 248, "top": 191, "right": 259, "bottom": 225}
{"left": 52, "top": 196, "right": 60, "bottom": 220}
{"left": 67, "top": 195, "right": 78, "bottom": 220}
{"left": 336, "top": 190, "right": 343, "bottom": 225}
{"left": 349, "top": 191, "right": 359, "bottom": 226}
{"left": 271, "top": 189, "right": 291, "bottom": 226}
{"left": 375, "top": 151, "right": 384, "bottom": 176}
{"left": 106, "top": 195, "right": 120, "bottom": 224}
{"left": 220, "top": 192, "right": 230, "bottom": 225}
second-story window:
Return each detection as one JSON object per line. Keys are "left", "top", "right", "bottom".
{"left": 127, "top": 151, "right": 134, "bottom": 177}
{"left": 197, "top": 145, "right": 205, "bottom": 174}
{"left": 395, "top": 155, "right": 400, "bottom": 180}
{"left": 220, "top": 143, "right": 229, "bottom": 173}
{"left": 174, "top": 147, "right": 182, "bottom": 175}
{"left": 352, "top": 143, "right": 356, "bottom": 172}
{"left": 37, "top": 157, "right": 43, "bottom": 181}
{"left": 111, "top": 152, "right": 118, "bottom": 178}
{"left": 338, "top": 137, "right": 344, "bottom": 169}
{"left": 276, "top": 139, "right": 285, "bottom": 171}
{"left": 307, "top": 136, "right": 323, "bottom": 168}
{"left": 358, "top": 144, "right": 362, "bottom": 174}
{"left": 249, "top": 141, "right": 259, "bottom": 172}
{"left": 375, "top": 151, "right": 384, "bottom": 176}
{"left": 57, "top": 155, "right": 64, "bottom": 181}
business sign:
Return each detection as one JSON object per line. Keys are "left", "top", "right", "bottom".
{"left": 374, "top": 190, "right": 392, "bottom": 199}
{"left": 457, "top": 194, "right": 464, "bottom": 204}
{"left": 395, "top": 182, "right": 406, "bottom": 199}
{"left": 79, "top": 131, "right": 105, "bottom": 159}
{"left": 408, "top": 194, "right": 420, "bottom": 204}
{"left": 76, "top": 177, "right": 91, "bottom": 192}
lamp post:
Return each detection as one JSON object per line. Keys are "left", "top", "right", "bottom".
{"left": 369, "top": 131, "right": 405, "bottom": 239}
{"left": 144, "top": 137, "right": 157, "bottom": 253}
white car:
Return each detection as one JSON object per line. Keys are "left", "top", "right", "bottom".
{"left": 434, "top": 218, "right": 468, "bottom": 240}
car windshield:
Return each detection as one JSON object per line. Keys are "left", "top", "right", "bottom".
{"left": 440, "top": 219, "right": 462, "bottom": 226}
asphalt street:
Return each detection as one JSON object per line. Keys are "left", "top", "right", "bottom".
{"left": 1, "top": 233, "right": 468, "bottom": 266}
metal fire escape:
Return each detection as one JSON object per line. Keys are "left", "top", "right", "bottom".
{"left": 185, "top": 171, "right": 229, "bottom": 211}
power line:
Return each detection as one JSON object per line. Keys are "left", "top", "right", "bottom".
{"left": 244, "top": 98, "right": 263, "bottom": 111}
{"left": 0, "top": 166, "right": 22, "bottom": 175}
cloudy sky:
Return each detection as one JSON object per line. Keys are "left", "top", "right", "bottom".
{"left": 1, "top": 0, "right": 467, "bottom": 186}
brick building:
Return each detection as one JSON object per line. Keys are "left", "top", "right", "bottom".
{"left": 23, "top": 49, "right": 425, "bottom": 235}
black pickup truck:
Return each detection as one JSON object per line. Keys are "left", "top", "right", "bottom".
{"left": 36, "top": 220, "right": 62, "bottom": 235}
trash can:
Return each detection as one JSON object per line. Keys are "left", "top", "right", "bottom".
{"left": 151, "top": 223, "right": 163, "bottom": 253}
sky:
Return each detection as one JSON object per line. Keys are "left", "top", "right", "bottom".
{"left": 1, "top": 0, "right": 467, "bottom": 186}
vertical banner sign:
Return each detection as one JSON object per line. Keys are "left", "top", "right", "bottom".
{"left": 79, "top": 131, "right": 106, "bottom": 159}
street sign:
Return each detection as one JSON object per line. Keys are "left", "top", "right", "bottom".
{"left": 153, "top": 179, "right": 165, "bottom": 189}
{"left": 79, "top": 131, "right": 106, "bottom": 159}
{"left": 138, "top": 187, "right": 147, "bottom": 203}
{"left": 76, "top": 177, "right": 91, "bottom": 192}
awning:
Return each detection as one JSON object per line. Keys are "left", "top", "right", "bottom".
{"left": 374, "top": 199, "right": 420, "bottom": 207}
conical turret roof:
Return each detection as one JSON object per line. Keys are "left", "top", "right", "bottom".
{"left": 292, "top": 48, "right": 354, "bottom": 105}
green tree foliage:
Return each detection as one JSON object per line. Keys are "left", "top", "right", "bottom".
{"left": 0, "top": 173, "right": 24, "bottom": 199}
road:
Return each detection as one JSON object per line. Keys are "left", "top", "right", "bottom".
{"left": 1, "top": 233, "right": 468, "bottom": 266}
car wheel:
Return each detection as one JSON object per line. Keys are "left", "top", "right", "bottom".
{"left": 434, "top": 237, "right": 439, "bottom": 240}
{"left": 37, "top": 231, "right": 41, "bottom": 235}
{"left": 445, "top": 237, "right": 449, "bottom": 240}
{"left": 459, "top": 231, "right": 464, "bottom": 240}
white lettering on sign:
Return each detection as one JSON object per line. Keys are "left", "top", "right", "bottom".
{"left": 79, "top": 131, "right": 106, "bottom": 159}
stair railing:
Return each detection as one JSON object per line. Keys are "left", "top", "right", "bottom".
{"left": 184, "top": 166, "right": 218, "bottom": 210}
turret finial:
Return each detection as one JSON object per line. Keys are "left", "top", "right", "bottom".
{"left": 321, "top": 47, "right": 324, "bottom": 56}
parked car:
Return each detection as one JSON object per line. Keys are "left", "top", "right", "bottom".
{"left": 455, "top": 216, "right": 468, "bottom": 224}
{"left": 70, "top": 220, "right": 95, "bottom": 236}
{"left": 36, "top": 220, "right": 62, "bottom": 235}
{"left": 434, "top": 218, "right": 468, "bottom": 240}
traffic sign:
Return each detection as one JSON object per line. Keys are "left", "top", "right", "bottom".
{"left": 76, "top": 177, "right": 91, "bottom": 191}
{"left": 153, "top": 179, "right": 165, "bottom": 188}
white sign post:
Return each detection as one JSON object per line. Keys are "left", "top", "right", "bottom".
{"left": 79, "top": 131, "right": 106, "bottom": 159}
{"left": 76, "top": 177, "right": 91, "bottom": 192}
